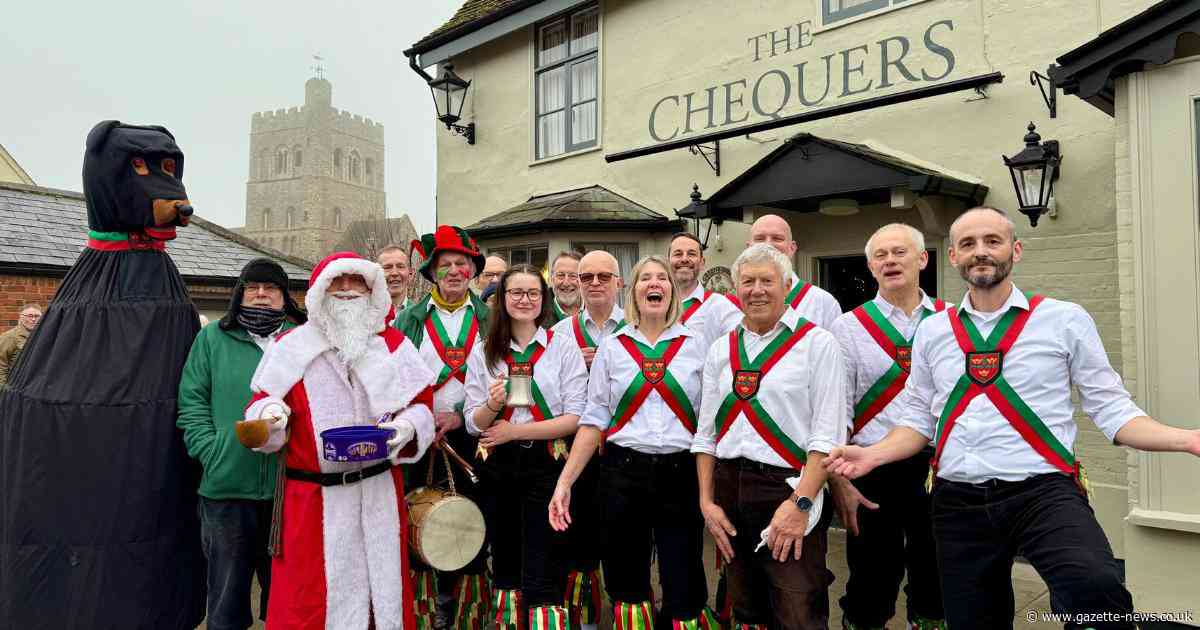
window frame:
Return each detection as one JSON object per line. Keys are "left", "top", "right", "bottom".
{"left": 490, "top": 243, "right": 550, "bottom": 272}
{"left": 814, "top": 0, "right": 933, "bottom": 32}
{"left": 532, "top": 3, "right": 601, "bottom": 161}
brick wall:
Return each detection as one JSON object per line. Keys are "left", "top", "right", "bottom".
{"left": 0, "top": 275, "right": 60, "bottom": 327}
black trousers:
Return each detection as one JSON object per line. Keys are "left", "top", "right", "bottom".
{"left": 568, "top": 459, "right": 603, "bottom": 575}
{"left": 477, "top": 440, "right": 571, "bottom": 608}
{"left": 197, "top": 497, "right": 271, "bottom": 630}
{"left": 932, "top": 473, "right": 1134, "bottom": 630}
{"left": 597, "top": 444, "right": 708, "bottom": 621}
{"left": 840, "top": 447, "right": 942, "bottom": 626}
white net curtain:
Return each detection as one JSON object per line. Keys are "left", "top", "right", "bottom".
{"left": 536, "top": 7, "right": 599, "bottom": 159}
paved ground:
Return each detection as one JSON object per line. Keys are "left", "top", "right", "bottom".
{"left": 202, "top": 527, "right": 1061, "bottom": 629}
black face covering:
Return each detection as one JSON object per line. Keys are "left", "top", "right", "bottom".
{"left": 237, "top": 305, "right": 286, "bottom": 337}
{"left": 83, "top": 120, "right": 189, "bottom": 233}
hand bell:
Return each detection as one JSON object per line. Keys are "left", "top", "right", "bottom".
{"left": 506, "top": 370, "right": 533, "bottom": 408}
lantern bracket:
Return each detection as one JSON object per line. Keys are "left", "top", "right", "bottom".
{"left": 688, "top": 141, "right": 720, "bottom": 176}
{"left": 446, "top": 122, "right": 476, "bottom": 145}
{"left": 1030, "top": 69, "right": 1058, "bottom": 119}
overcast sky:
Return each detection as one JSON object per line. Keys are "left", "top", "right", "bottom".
{"left": 0, "top": 0, "right": 460, "bottom": 234}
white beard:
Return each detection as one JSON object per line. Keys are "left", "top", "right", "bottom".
{"left": 320, "top": 292, "right": 381, "bottom": 368}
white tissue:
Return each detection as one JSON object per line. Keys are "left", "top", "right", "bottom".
{"left": 754, "top": 471, "right": 824, "bottom": 553}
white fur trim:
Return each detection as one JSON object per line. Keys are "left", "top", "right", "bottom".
{"left": 320, "top": 472, "right": 405, "bottom": 630}
{"left": 306, "top": 257, "right": 392, "bottom": 333}
{"left": 250, "top": 324, "right": 330, "bottom": 399}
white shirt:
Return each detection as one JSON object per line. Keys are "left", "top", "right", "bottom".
{"left": 890, "top": 286, "right": 1145, "bottom": 483}
{"left": 679, "top": 283, "right": 743, "bottom": 350}
{"left": 693, "top": 307, "right": 848, "bottom": 467}
{"left": 579, "top": 323, "right": 706, "bottom": 454}
{"left": 830, "top": 291, "right": 945, "bottom": 447}
{"left": 786, "top": 272, "right": 843, "bottom": 330}
{"left": 463, "top": 327, "right": 588, "bottom": 435}
{"left": 550, "top": 303, "right": 625, "bottom": 348}
{"left": 415, "top": 301, "right": 478, "bottom": 413}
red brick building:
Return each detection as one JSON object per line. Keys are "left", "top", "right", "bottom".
{"left": 0, "top": 181, "right": 311, "bottom": 328}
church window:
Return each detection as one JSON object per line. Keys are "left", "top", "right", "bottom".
{"left": 333, "top": 208, "right": 343, "bottom": 229}
{"left": 349, "top": 151, "right": 361, "bottom": 182}
{"left": 275, "top": 147, "right": 288, "bottom": 176}
{"left": 262, "top": 209, "right": 272, "bottom": 229}
{"left": 293, "top": 147, "right": 303, "bottom": 170}
{"left": 286, "top": 207, "right": 296, "bottom": 229}
{"left": 333, "top": 149, "right": 343, "bottom": 177}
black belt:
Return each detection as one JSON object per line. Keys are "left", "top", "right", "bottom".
{"left": 602, "top": 442, "right": 691, "bottom": 466}
{"left": 286, "top": 460, "right": 394, "bottom": 486}
{"left": 720, "top": 456, "right": 796, "bottom": 474}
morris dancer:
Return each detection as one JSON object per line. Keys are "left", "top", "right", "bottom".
{"left": 694, "top": 243, "right": 847, "bottom": 630}
{"left": 550, "top": 256, "right": 717, "bottom": 629}
{"left": 547, "top": 251, "right": 583, "bottom": 327}
{"left": 394, "top": 225, "right": 492, "bottom": 630}
{"left": 548, "top": 250, "right": 625, "bottom": 629}
{"left": 825, "top": 207, "right": 1200, "bottom": 630}
{"left": 465, "top": 265, "right": 588, "bottom": 630}
{"left": 828, "top": 224, "right": 946, "bottom": 630}
{"left": 247, "top": 252, "right": 437, "bottom": 630}
{"left": 747, "top": 214, "right": 842, "bottom": 328}
{"left": 669, "top": 231, "right": 741, "bottom": 346}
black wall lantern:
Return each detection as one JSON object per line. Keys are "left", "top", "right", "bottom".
{"left": 428, "top": 62, "right": 475, "bottom": 145}
{"left": 1003, "top": 122, "right": 1062, "bottom": 227}
{"left": 676, "top": 184, "right": 722, "bottom": 249}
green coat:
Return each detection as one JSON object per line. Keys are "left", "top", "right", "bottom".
{"left": 393, "top": 292, "right": 491, "bottom": 345}
{"left": 176, "top": 322, "right": 294, "bottom": 501}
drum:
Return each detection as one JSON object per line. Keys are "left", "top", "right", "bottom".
{"left": 406, "top": 486, "right": 486, "bottom": 571}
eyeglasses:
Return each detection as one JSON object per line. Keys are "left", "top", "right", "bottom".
{"left": 553, "top": 272, "right": 579, "bottom": 281}
{"left": 244, "top": 283, "right": 282, "bottom": 295}
{"left": 19, "top": 313, "right": 40, "bottom": 320}
{"left": 578, "top": 272, "right": 616, "bottom": 285}
{"left": 481, "top": 271, "right": 503, "bottom": 279}
{"left": 505, "top": 289, "right": 543, "bottom": 302}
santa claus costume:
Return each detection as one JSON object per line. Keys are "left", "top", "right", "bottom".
{"left": 246, "top": 252, "right": 437, "bottom": 630}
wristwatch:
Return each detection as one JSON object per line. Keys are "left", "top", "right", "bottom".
{"left": 791, "top": 494, "right": 814, "bottom": 512}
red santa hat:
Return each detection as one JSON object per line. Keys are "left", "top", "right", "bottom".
{"left": 305, "top": 251, "right": 393, "bottom": 332}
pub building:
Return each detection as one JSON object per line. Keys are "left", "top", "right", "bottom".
{"left": 405, "top": 0, "right": 1200, "bottom": 621}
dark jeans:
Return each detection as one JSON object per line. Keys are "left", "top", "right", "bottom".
{"left": 197, "top": 497, "right": 272, "bottom": 630}
{"left": 598, "top": 444, "right": 708, "bottom": 621}
{"left": 477, "top": 440, "right": 570, "bottom": 607}
{"left": 840, "top": 448, "right": 943, "bottom": 626}
{"left": 932, "top": 473, "right": 1134, "bottom": 630}
{"left": 715, "top": 458, "right": 834, "bottom": 630}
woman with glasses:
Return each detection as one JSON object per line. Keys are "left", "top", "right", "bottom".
{"left": 548, "top": 255, "right": 717, "bottom": 628}
{"left": 464, "top": 264, "right": 589, "bottom": 630}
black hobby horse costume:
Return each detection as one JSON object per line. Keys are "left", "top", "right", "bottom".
{"left": 0, "top": 121, "right": 206, "bottom": 629}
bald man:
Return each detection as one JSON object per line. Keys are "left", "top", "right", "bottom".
{"left": 548, "top": 250, "right": 623, "bottom": 629}
{"left": 474, "top": 255, "right": 508, "bottom": 295}
{"left": 747, "top": 214, "right": 842, "bottom": 329}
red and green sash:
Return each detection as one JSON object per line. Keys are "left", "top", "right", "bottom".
{"left": 488, "top": 331, "right": 567, "bottom": 460}
{"left": 86, "top": 229, "right": 166, "bottom": 251}
{"left": 715, "top": 320, "right": 816, "bottom": 469}
{"left": 787, "top": 281, "right": 813, "bottom": 309}
{"left": 607, "top": 334, "right": 696, "bottom": 435}
{"left": 932, "top": 295, "right": 1077, "bottom": 476}
{"left": 850, "top": 298, "right": 947, "bottom": 436}
{"left": 681, "top": 290, "right": 714, "bottom": 324}
{"left": 571, "top": 311, "right": 626, "bottom": 349}
{"left": 425, "top": 306, "right": 479, "bottom": 392}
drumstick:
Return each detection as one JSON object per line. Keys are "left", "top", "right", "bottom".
{"left": 438, "top": 439, "right": 479, "bottom": 484}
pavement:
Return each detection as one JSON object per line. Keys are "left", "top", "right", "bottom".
{"left": 203, "top": 527, "right": 1061, "bottom": 629}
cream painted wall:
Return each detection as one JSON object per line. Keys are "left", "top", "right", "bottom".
{"left": 432, "top": 0, "right": 1163, "bottom": 554}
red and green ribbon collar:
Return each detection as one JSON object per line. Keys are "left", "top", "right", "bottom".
{"left": 482, "top": 331, "right": 568, "bottom": 460}
{"left": 850, "top": 298, "right": 946, "bottom": 436}
{"left": 715, "top": 319, "right": 815, "bottom": 469}
{"left": 933, "top": 294, "right": 1076, "bottom": 476}
{"left": 424, "top": 305, "right": 479, "bottom": 391}
{"left": 607, "top": 332, "right": 695, "bottom": 436}
{"left": 86, "top": 229, "right": 166, "bottom": 251}
{"left": 572, "top": 310, "right": 626, "bottom": 349}
{"left": 786, "top": 281, "right": 813, "bottom": 309}
{"left": 681, "top": 289, "right": 713, "bottom": 324}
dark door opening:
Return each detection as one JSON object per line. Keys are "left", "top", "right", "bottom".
{"left": 817, "top": 251, "right": 940, "bottom": 313}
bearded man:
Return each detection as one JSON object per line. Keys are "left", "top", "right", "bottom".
{"left": 825, "top": 207, "right": 1200, "bottom": 630}
{"left": 246, "top": 252, "right": 437, "bottom": 630}
{"left": 547, "top": 251, "right": 583, "bottom": 327}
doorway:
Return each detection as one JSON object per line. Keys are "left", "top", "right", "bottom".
{"left": 816, "top": 250, "right": 939, "bottom": 312}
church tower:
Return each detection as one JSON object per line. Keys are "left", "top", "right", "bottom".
{"left": 241, "top": 73, "right": 386, "bottom": 262}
